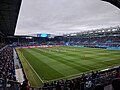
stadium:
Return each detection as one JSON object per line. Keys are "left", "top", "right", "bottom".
{"left": 0, "top": 0, "right": 120, "bottom": 90}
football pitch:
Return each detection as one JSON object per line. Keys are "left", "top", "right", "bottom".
{"left": 17, "top": 46, "right": 120, "bottom": 87}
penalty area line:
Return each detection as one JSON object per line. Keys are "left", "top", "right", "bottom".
{"left": 21, "top": 53, "right": 44, "bottom": 83}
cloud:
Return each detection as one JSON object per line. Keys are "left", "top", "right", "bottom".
{"left": 15, "top": 0, "right": 120, "bottom": 35}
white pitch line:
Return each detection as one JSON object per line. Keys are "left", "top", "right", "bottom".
{"left": 22, "top": 53, "right": 44, "bottom": 83}
{"left": 45, "top": 63, "right": 120, "bottom": 82}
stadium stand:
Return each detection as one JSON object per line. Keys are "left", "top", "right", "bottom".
{"left": 112, "top": 78, "right": 120, "bottom": 90}
{"left": 64, "top": 26, "right": 120, "bottom": 50}
{"left": 1, "top": 26, "right": 120, "bottom": 90}
{"left": 0, "top": 46, "right": 20, "bottom": 90}
{"left": 11, "top": 26, "right": 119, "bottom": 90}
{"left": 0, "top": 0, "right": 120, "bottom": 90}
{"left": 2, "top": 26, "right": 119, "bottom": 90}
{"left": 0, "top": 0, "right": 22, "bottom": 90}
{"left": 27, "top": 66, "right": 120, "bottom": 90}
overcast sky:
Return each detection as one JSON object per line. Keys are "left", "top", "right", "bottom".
{"left": 15, "top": 0, "right": 120, "bottom": 35}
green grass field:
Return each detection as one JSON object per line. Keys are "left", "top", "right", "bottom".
{"left": 17, "top": 46, "right": 120, "bottom": 87}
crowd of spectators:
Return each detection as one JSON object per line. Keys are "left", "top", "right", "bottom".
{"left": 0, "top": 43, "right": 6, "bottom": 49}
{"left": 13, "top": 41, "right": 65, "bottom": 47}
{"left": 66, "top": 36, "right": 120, "bottom": 48}
{"left": 0, "top": 46, "right": 19, "bottom": 90}
{"left": 1, "top": 35, "right": 119, "bottom": 90}
{"left": 0, "top": 46, "right": 16, "bottom": 80}
{"left": 12, "top": 35, "right": 120, "bottom": 48}
{"left": 28, "top": 67, "right": 120, "bottom": 90}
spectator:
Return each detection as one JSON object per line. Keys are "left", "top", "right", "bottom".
{"left": 95, "top": 84, "right": 104, "bottom": 90}
{"left": 56, "top": 81, "right": 61, "bottom": 90}
{"left": 112, "top": 78, "right": 120, "bottom": 90}
{"left": 116, "top": 69, "right": 120, "bottom": 78}
{"left": 20, "top": 80, "right": 29, "bottom": 90}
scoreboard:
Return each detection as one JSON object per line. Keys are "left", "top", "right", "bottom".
{"left": 37, "top": 34, "right": 50, "bottom": 38}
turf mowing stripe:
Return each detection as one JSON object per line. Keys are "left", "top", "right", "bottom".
{"left": 22, "top": 52, "right": 44, "bottom": 83}
{"left": 26, "top": 49, "right": 80, "bottom": 76}
{"left": 22, "top": 49, "right": 64, "bottom": 81}
{"left": 60, "top": 47, "right": 120, "bottom": 66}
{"left": 20, "top": 48, "right": 119, "bottom": 84}
{"left": 48, "top": 47, "right": 113, "bottom": 66}
{"left": 40, "top": 48, "right": 106, "bottom": 69}
{"left": 59, "top": 46, "right": 120, "bottom": 55}
{"left": 38, "top": 47, "right": 120, "bottom": 70}
{"left": 34, "top": 48, "right": 91, "bottom": 71}
{"left": 20, "top": 48, "right": 118, "bottom": 83}
{"left": 54, "top": 47, "right": 119, "bottom": 65}
{"left": 39, "top": 48, "right": 96, "bottom": 65}
{"left": 17, "top": 49, "right": 43, "bottom": 87}
{"left": 59, "top": 46, "right": 107, "bottom": 52}
{"left": 23, "top": 47, "right": 119, "bottom": 82}
{"left": 37, "top": 49, "right": 106, "bottom": 69}
{"left": 44, "top": 48, "right": 96, "bottom": 61}
{"left": 59, "top": 47, "right": 119, "bottom": 56}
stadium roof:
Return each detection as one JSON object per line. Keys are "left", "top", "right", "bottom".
{"left": 0, "top": 0, "right": 22, "bottom": 37}
{"left": 64, "top": 26, "right": 120, "bottom": 37}
{"left": 102, "top": 0, "right": 120, "bottom": 9}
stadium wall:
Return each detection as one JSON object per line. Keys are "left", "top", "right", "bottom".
{"left": 72, "top": 45, "right": 120, "bottom": 50}
{"left": 16, "top": 45, "right": 64, "bottom": 49}
{"left": 107, "top": 47, "right": 120, "bottom": 50}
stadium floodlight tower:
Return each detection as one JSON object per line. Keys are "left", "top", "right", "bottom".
{"left": 102, "top": 0, "right": 120, "bottom": 9}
